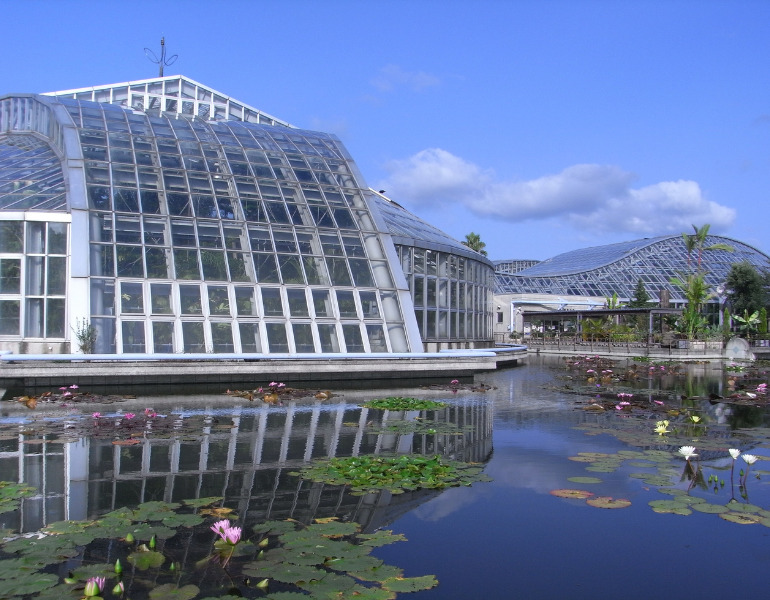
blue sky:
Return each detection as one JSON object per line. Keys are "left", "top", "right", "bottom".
{"left": 3, "top": 0, "right": 768, "bottom": 260}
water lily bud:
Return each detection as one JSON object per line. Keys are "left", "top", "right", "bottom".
{"left": 114, "top": 558, "right": 122, "bottom": 574}
{"left": 125, "top": 533, "right": 134, "bottom": 543}
{"left": 256, "top": 579, "right": 269, "bottom": 589}
{"left": 64, "top": 577, "right": 78, "bottom": 585}
{"left": 112, "top": 581, "right": 125, "bottom": 595}
{"left": 169, "top": 562, "right": 176, "bottom": 571}
{"left": 258, "top": 537, "right": 269, "bottom": 548}
{"left": 149, "top": 534, "right": 156, "bottom": 549}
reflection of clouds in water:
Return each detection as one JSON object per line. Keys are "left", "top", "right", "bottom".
{"left": 412, "top": 485, "right": 488, "bottom": 522}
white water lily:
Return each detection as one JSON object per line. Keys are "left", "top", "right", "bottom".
{"left": 728, "top": 448, "right": 741, "bottom": 460}
{"left": 742, "top": 454, "right": 758, "bottom": 465}
{"left": 678, "top": 446, "right": 698, "bottom": 460}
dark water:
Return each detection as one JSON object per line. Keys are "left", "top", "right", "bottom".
{"left": 2, "top": 355, "right": 770, "bottom": 599}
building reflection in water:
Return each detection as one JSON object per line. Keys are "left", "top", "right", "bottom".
{"left": 1, "top": 397, "right": 492, "bottom": 533}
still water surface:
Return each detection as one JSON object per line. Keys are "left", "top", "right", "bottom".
{"left": 2, "top": 355, "right": 770, "bottom": 599}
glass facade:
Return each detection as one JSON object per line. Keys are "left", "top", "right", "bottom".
{"left": 0, "top": 76, "right": 494, "bottom": 354}
{"left": 495, "top": 235, "right": 770, "bottom": 303}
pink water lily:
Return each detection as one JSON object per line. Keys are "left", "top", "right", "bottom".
{"left": 123, "top": 412, "right": 135, "bottom": 420}
{"left": 92, "top": 412, "right": 101, "bottom": 418}
{"left": 84, "top": 576, "right": 106, "bottom": 597}
{"left": 211, "top": 519, "right": 242, "bottom": 545}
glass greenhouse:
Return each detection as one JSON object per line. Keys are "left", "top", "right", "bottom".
{"left": 0, "top": 75, "right": 494, "bottom": 356}
{"left": 495, "top": 235, "right": 770, "bottom": 302}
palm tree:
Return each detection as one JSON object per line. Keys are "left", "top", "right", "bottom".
{"left": 683, "top": 224, "right": 734, "bottom": 271}
{"left": 462, "top": 232, "right": 487, "bottom": 256}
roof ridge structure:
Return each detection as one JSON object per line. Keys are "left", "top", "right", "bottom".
{"left": 43, "top": 74, "right": 292, "bottom": 128}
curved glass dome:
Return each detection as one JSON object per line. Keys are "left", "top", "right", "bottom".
{"left": 495, "top": 234, "right": 770, "bottom": 302}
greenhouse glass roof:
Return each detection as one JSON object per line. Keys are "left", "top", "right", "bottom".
{"left": 495, "top": 234, "right": 770, "bottom": 302}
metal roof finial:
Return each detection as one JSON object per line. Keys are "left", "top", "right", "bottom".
{"left": 144, "top": 37, "right": 178, "bottom": 77}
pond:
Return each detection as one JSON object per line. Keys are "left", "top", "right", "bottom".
{"left": 1, "top": 354, "right": 770, "bottom": 599}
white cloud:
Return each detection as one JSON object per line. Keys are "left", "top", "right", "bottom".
{"left": 379, "top": 148, "right": 736, "bottom": 236}
{"left": 370, "top": 64, "right": 440, "bottom": 93}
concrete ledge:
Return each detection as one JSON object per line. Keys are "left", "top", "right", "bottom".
{"left": 0, "top": 349, "right": 527, "bottom": 395}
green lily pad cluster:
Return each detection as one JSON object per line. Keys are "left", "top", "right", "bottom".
{"left": 0, "top": 481, "right": 37, "bottom": 514}
{"left": 361, "top": 397, "right": 447, "bottom": 411}
{"left": 292, "top": 454, "right": 491, "bottom": 495}
{"left": 245, "top": 518, "right": 438, "bottom": 599}
{"left": 0, "top": 495, "right": 439, "bottom": 599}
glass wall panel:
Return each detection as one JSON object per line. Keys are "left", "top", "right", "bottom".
{"left": 120, "top": 283, "right": 144, "bottom": 313}
{"left": 366, "top": 324, "right": 387, "bottom": 352}
{"left": 342, "top": 324, "right": 364, "bottom": 352}
{"left": 239, "top": 322, "right": 261, "bottom": 352}
{"left": 211, "top": 322, "right": 234, "bottom": 352}
{"left": 122, "top": 321, "right": 146, "bottom": 353}
{"left": 292, "top": 323, "right": 315, "bottom": 352}
{"left": 179, "top": 285, "right": 202, "bottom": 314}
{"left": 317, "top": 324, "right": 340, "bottom": 352}
{"left": 335, "top": 291, "right": 357, "bottom": 318}
{"left": 234, "top": 287, "right": 257, "bottom": 316}
{"left": 260, "top": 288, "right": 283, "bottom": 317}
{"left": 182, "top": 322, "right": 205, "bottom": 352}
{"left": 265, "top": 323, "right": 289, "bottom": 352}
{"left": 0, "top": 300, "right": 20, "bottom": 335}
{"left": 152, "top": 321, "right": 174, "bottom": 352}
{"left": 150, "top": 283, "right": 172, "bottom": 314}
{"left": 312, "top": 290, "right": 332, "bottom": 317}
{"left": 286, "top": 289, "right": 308, "bottom": 317}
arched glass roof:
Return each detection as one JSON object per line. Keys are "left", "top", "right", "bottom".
{"left": 495, "top": 235, "right": 770, "bottom": 302}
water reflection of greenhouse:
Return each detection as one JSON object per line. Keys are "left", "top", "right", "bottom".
{"left": 1, "top": 398, "right": 492, "bottom": 533}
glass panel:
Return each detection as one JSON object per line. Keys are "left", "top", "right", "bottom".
{"left": 211, "top": 322, "right": 234, "bottom": 352}
{"left": 359, "top": 291, "right": 380, "bottom": 318}
{"left": 141, "top": 190, "right": 161, "bottom": 213}
{"left": 48, "top": 223, "right": 67, "bottom": 254}
{"left": 150, "top": 283, "right": 172, "bottom": 314}
{"left": 286, "top": 289, "right": 308, "bottom": 317}
{"left": 0, "top": 300, "right": 20, "bottom": 335}
{"left": 235, "top": 287, "right": 257, "bottom": 316}
{"left": 227, "top": 252, "right": 250, "bottom": 282}
{"left": 200, "top": 250, "right": 227, "bottom": 281}
{"left": 197, "top": 223, "right": 222, "bottom": 248}
{"left": 88, "top": 186, "right": 112, "bottom": 210}
{"left": 122, "top": 321, "right": 145, "bottom": 353}
{"left": 239, "top": 322, "right": 262, "bottom": 353}
{"left": 152, "top": 321, "right": 174, "bottom": 353}
{"left": 292, "top": 323, "right": 315, "bottom": 352}
{"left": 312, "top": 290, "right": 332, "bottom": 317}
{"left": 120, "top": 282, "right": 144, "bottom": 313}
{"left": 265, "top": 323, "right": 289, "bottom": 352}
{"left": 182, "top": 322, "right": 205, "bottom": 352}
{"left": 208, "top": 286, "right": 231, "bottom": 315}
{"left": 90, "top": 244, "right": 114, "bottom": 277}
{"left": 25, "top": 255, "right": 45, "bottom": 295}
{"left": 254, "top": 253, "right": 279, "bottom": 283}
{"left": 116, "top": 246, "right": 144, "bottom": 277}
{"left": 115, "top": 216, "right": 142, "bottom": 243}
{"left": 302, "top": 256, "right": 326, "bottom": 285}
{"left": 145, "top": 248, "right": 170, "bottom": 278}
{"left": 173, "top": 249, "right": 200, "bottom": 280}
{"left": 348, "top": 259, "right": 374, "bottom": 287}
{"left": 0, "top": 259, "right": 21, "bottom": 294}
{"left": 279, "top": 254, "right": 304, "bottom": 284}
{"left": 179, "top": 285, "right": 202, "bottom": 314}
{"left": 342, "top": 324, "right": 365, "bottom": 352}
{"left": 336, "top": 290, "right": 357, "bottom": 318}
{"left": 326, "top": 257, "right": 351, "bottom": 286}
{"left": 90, "top": 279, "right": 115, "bottom": 316}
{"left": 317, "top": 324, "right": 340, "bottom": 352}
{"left": 114, "top": 188, "right": 139, "bottom": 213}
{"left": 45, "top": 298, "right": 64, "bottom": 337}
{"left": 25, "top": 298, "right": 43, "bottom": 337}
{"left": 0, "top": 222, "right": 23, "bottom": 252}
{"left": 46, "top": 257, "right": 66, "bottom": 295}
{"left": 91, "top": 317, "right": 116, "bottom": 353}
{"left": 366, "top": 324, "right": 387, "bottom": 352}
{"left": 260, "top": 288, "right": 283, "bottom": 317}
{"left": 26, "top": 222, "right": 45, "bottom": 254}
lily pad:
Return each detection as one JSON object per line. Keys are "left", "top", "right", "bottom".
{"left": 0, "top": 572, "right": 59, "bottom": 596}
{"left": 586, "top": 496, "right": 632, "bottom": 509}
{"left": 127, "top": 549, "right": 166, "bottom": 570}
{"left": 691, "top": 502, "right": 729, "bottom": 514}
{"left": 649, "top": 500, "right": 692, "bottom": 515}
{"left": 550, "top": 489, "right": 594, "bottom": 499}
{"left": 382, "top": 575, "right": 439, "bottom": 593}
{"left": 719, "top": 512, "right": 763, "bottom": 525}
{"left": 567, "top": 476, "right": 603, "bottom": 484}
{"left": 149, "top": 584, "right": 200, "bottom": 600}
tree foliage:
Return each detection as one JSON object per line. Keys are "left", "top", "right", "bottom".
{"left": 725, "top": 261, "right": 766, "bottom": 317}
{"left": 627, "top": 279, "right": 652, "bottom": 308}
{"left": 461, "top": 232, "right": 487, "bottom": 256}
